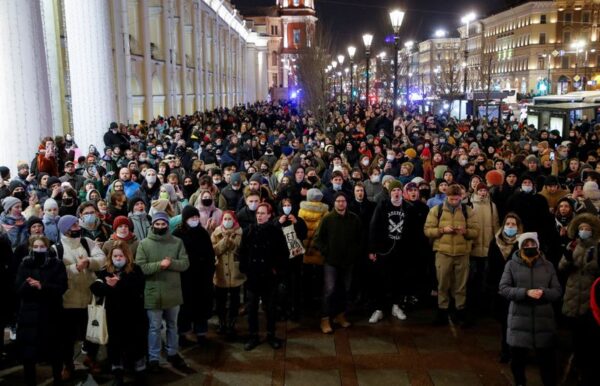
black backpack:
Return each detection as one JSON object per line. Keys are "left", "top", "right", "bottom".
{"left": 53, "top": 238, "right": 92, "bottom": 260}
{"left": 436, "top": 202, "right": 469, "bottom": 222}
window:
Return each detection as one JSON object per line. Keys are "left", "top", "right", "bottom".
{"left": 272, "top": 51, "right": 278, "bottom": 66}
{"left": 564, "top": 12, "right": 572, "bottom": 24}
{"left": 539, "top": 33, "right": 545, "bottom": 44}
{"left": 561, "top": 56, "right": 570, "bottom": 69}
{"left": 563, "top": 31, "right": 571, "bottom": 44}
{"left": 293, "top": 0, "right": 300, "bottom": 6}
{"left": 538, "top": 56, "right": 546, "bottom": 70}
{"left": 293, "top": 29, "right": 301, "bottom": 45}
{"left": 540, "top": 14, "right": 546, "bottom": 24}
{"left": 583, "top": 11, "right": 591, "bottom": 24}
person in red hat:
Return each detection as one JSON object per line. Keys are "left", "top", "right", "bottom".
{"left": 102, "top": 215, "right": 139, "bottom": 260}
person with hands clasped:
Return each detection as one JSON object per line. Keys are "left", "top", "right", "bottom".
{"left": 499, "top": 232, "right": 562, "bottom": 386}
{"left": 136, "top": 211, "right": 190, "bottom": 373}
{"left": 90, "top": 241, "right": 147, "bottom": 386}
{"left": 558, "top": 213, "right": 600, "bottom": 386}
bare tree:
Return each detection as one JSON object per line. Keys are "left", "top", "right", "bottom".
{"left": 433, "top": 56, "right": 463, "bottom": 112}
{"left": 295, "top": 25, "right": 332, "bottom": 129}
{"left": 469, "top": 42, "right": 494, "bottom": 120}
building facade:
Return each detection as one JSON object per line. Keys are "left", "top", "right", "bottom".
{"left": 0, "top": 0, "right": 269, "bottom": 173}
{"left": 418, "top": 37, "right": 463, "bottom": 97}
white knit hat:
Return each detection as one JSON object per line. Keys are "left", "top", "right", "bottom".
{"left": 44, "top": 198, "right": 58, "bottom": 210}
{"left": 517, "top": 232, "right": 539, "bottom": 249}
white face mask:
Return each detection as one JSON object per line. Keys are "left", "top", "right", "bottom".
{"left": 248, "top": 202, "right": 258, "bottom": 211}
{"left": 521, "top": 185, "right": 533, "bottom": 193}
{"left": 223, "top": 219, "right": 234, "bottom": 229}
{"left": 370, "top": 175, "right": 380, "bottom": 183}
{"left": 361, "top": 159, "right": 370, "bottom": 166}
{"left": 386, "top": 155, "right": 395, "bottom": 161}
{"left": 146, "top": 175, "right": 156, "bottom": 184}
{"left": 459, "top": 159, "right": 468, "bottom": 166}
{"left": 116, "top": 230, "right": 129, "bottom": 238}
{"left": 186, "top": 219, "right": 200, "bottom": 228}
{"left": 283, "top": 206, "right": 292, "bottom": 215}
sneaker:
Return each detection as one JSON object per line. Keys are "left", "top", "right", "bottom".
{"left": 368, "top": 310, "right": 384, "bottom": 324}
{"left": 244, "top": 335, "right": 260, "bottom": 351}
{"left": 266, "top": 334, "right": 283, "bottom": 349}
{"left": 167, "top": 354, "right": 189, "bottom": 370}
{"left": 391, "top": 304, "right": 407, "bottom": 320}
{"left": 9, "top": 327, "right": 16, "bottom": 341}
{"left": 320, "top": 318, "right": 333, "bottom": 334}
{"left": 147, "top": 360, "right": 161, "bottom": 373}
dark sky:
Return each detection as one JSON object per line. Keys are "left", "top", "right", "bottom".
{"left": 233, "top": 0, "right": 509, "bottom": 53}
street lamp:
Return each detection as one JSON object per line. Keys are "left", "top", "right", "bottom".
{"left": 572, "top": 40, "right": 587, "bottom": 90}
{"left": 404, "top": 41, "right": 414, "bottom": 108}
{"left": 337, "top": 55, "right": 345, "bottom": 103}
{"left": 347, "top": 46, "right": 356, "bottom": 106}
{"left": 461, "top": 12, "right": 476, "bottom": 118}
{"left": 434, "top": 29, "right": 447, "bottom": 38}
{"left": 332, "top": 60, "right": 338, "bottom": 100}
{"left": 390, "top": 9, "right": 406, "bottom": 116}
{"left": 363, "top": 33, "right": 374, "bottom": 106}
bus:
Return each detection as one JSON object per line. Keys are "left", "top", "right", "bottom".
{"left": 533, "top": 91, "right": 600, "bottom": 105}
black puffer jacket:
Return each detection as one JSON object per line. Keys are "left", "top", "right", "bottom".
{"left": 499, "top": 251, "right": 562, "bottom": 349}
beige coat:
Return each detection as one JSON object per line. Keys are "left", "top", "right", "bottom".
{"left": 470, "top": 194, "right": 499, "bottom": 258}
{"left": 211, "top": 225, "right": 246, "bottom": 288}
{"left": 424, "top": 201, "right": 478, "bottom": 256}
{"left": 58, "top": 235, "right": 106, "bottom": 309}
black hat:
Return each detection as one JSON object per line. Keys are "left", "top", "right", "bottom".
{"left": 110, "top": 122, "right": 118, "bottom": 129}
{"left": 181, "top": 205, "right": 200, "bottom": 224}
{"left": 128, "top": 196, "right": 146, "bottom": 213}
{"left": 544, "top": 175, "right": 559, "bottom": 186}
{"left": 47, "top": 176, "right": 61, "bottom": 188}
{"left": 26, "top": 216, "right": 44, "bottom": 232}
{"left": 505, "top": 169, "right": 519, "bottom": 178}
{"left": 520, "top": 173, "right": 535, "bottom": 184}
{"left": 0, "top": 166, "right": 10, "bottom": 180}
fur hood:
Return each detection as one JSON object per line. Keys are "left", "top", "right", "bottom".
{"left": 568, "top": 212, "right": 600, "bottom": 241}
{"left": 300, "top": 200, "right": 329, "bottom": 213}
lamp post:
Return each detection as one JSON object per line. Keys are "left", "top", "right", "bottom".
{"left": 390, "top": 9, "right": 405, "bottom": 116}
{"left": 331, "top": 60, "right": 338, "bottom": 100}
{"left": 337, "top": 54, "right": 345, "bottom": 103}
{"left": 362, "top": 33, "right": 373, "bottom": 106}
{"left": 404, "top": 41, "right": 414, "bottom": 109}
{"left": 461, "top": 12, "right": 475, "bottom": 119}
{"left": 572, "top": 40, "right": 587, "bottom": 90}
{"left": 347, "top": 45, "right": 356, "bottom": 106}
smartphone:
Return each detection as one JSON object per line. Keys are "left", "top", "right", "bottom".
{"left": 550, "top": 151, "right": 555, "bottom": 161}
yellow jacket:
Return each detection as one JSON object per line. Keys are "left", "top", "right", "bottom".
{"left": 424, "top": 201, "right": 478, "bottom": 256}
{"left": 298, "top": 201, "right": 329, "bottom": 264}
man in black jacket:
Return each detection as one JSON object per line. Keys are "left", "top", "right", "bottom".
{"left": 239, "top": 203, "right": 288, "bottom": 351}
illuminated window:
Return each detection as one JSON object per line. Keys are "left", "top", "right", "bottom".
{"left": 293, "top": 0, "right": 300, "bottom": 6}
{"left": 539, "top": 33, "right": 546, "bottom": 44}
{"left": 293, "top": 29, "right": 301, "bottom": 45}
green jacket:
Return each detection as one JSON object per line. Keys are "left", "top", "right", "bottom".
{"left": 314, "top": 210, "right": 362, "bottom": 269}
{"left": 136, "top": 229, "right": 189, "bottom": 309}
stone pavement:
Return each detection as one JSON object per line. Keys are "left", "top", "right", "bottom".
{"left": 0, "top": 308, "right": 576, "bottom": 386}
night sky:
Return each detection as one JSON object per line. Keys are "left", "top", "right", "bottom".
{"left": 233, "top": 0, "right": 510, "bottom": 53}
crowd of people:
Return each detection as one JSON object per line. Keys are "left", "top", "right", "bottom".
{"left": 1, "top": 100, "right": 600, "bottom": 386}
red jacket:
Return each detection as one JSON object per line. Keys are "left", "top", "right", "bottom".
{"left": 36, "top": 144, "right": 59, "bottom": 176}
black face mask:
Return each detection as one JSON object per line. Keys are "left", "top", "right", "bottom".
{"left": 201, "top": 198, "right": 213, "bottom": 207}
{"left": 523, "top": 247, "right": 538, "bottom": 258}
{"left": 68, "top": 230, "right": 81, "bottom": 238}
{"left": 153, "top": 227, "right": 168, "bottom": 235}
{"left": 307, "top": 176, "right": 318, "bottom": 184}
{"left": 62, "top": 197, "right": 74, "bottom": 206}
{"left": 13, "top": 191, "right": 26, "bottom": 200}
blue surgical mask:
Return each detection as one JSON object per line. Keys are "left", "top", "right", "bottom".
{"left": 283, "top": 206, "right": 292, "bottom": 215}
{"left": 579, "top": 230, "right": 592, "bottom": 240}
{"left": 503, "top": 226, "right": 517, "bottom": 237}
{"left": 82, "top": 214, "right": 97, "bottom": 225}
{"left": 112, "top": 258, "right": 126, "bottom": 269}
{"left": 333, "top": 183, "right": 342, "bottom": 191}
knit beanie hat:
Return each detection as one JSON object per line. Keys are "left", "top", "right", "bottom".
{"left": 112, "top": 215, "right": 132, "bottom": 231}
{"left": 128, "top": 197, "right": 145, "bottom": 213}
{"left": 57, "top": 215, "right": 78, "bottom": 235}
{"left": 250, "top": 173, "right": 264, "bottom": 184}
{"left": 381, "top": 175, "right": 395, "bottom": 186}
{"left": 476, "top": 182, "right": 489, "bottom": 191}
{"left": 307, "top": 188, "right": 324, "bottom": 202}
{"left": 26, "top": 216, "right": 44, "bottom": 232}
{"left": 2, "top": 196, "right": 21, "bottom": 213}
{"left": 43, "top": 198, "right": 59, "bottom": 211}
{"left": 405, "top": 148, "right": 417, "bottom": 159}
{"left": 151, "top": 211, "right": 170, "bottom": 225}
{"left": 181, "top": 205, "right": 200, "bottom": 224}
{"left": 485, "top": 170, "right": 504, "bottom": 187}
{"left": 518, "top": 232, "right": 539, "bottom": 249}
{"left": 8, "top": 180, "right": 26, "bottom": 194}
{"left": 388, "top": 179, "right": 403, "bottom": 192}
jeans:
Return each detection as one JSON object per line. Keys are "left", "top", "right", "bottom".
{"left": 147, "top": 306, "right": 179, "bottom": 362}
{"left": 322, "top": 264, "right": 353, "bottom": 318}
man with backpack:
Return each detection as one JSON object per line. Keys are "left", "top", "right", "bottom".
{"left": 424, "top": 184, "right": 478, "bottom": 327}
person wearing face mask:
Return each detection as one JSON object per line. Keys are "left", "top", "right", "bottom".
{"left": 506, "top": 175, "right": 560, "bottom": 265}
{"left": 499, "top": 232, "right": 561, "bottom": 386}
{"left": 558, "top": 213, "right": 600, "bottom": 386}
{"left": 236, "top": 190, "right": 261, "bottom": 231}
{"left": 140, "top": 168, "right": 162, "bottom": 205}
{"left": 102, "top": 216, "right": 139, "bottom": 261}
{"left": 136, "top": 212, "right": 190, "bottom": 372}
{"left": 1, "top": 196, "right": 29, "bottom": 249}
{"left": 486, "top": 213, "right": 523, "bottom": 363}
{"left": 363, "top": 167, "right": 383, "bottom": 202}
{"left": 78, "top": 202, "right": 112, "bottom": 249}
{"left": 15, "top": 235, "right": 67, "bottom": 386}
{"left": 55, "top": 215, "right": 106, "bottom": 380}
{"left": 211, "top": 211, "right": 245, "bottom": 337}
{"left": 172, "top": 206, "right": 216, "bottom": 346}
{"left": 90, "top": 241, "right": 147, "bottom": 386}
{"left": 195, "top": 190, "right": 222, "bottom": 235}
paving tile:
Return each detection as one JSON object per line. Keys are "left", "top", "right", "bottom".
{"left": 356, "top": 369, "right": 410, "bottom": 386}
{"left": 428, "top": 369, "right": 482, "bottom": 386}
{"left": 286, "top": 335, "right": 336, "bottom": 358}
{"left": 349, "top": 336, "right": 399, "bottom": 355}
{"left": 285, "top": 369, "right": 341, "bottom": 386}
{"left": 414, "top": 333, "right": 459, "bottom": 354}
{"left": 212, "top": 371, "right": 272, "bottom": 386}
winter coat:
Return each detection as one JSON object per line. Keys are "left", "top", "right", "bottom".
{"left": 539, "top": 186, "right": 570, "bottom": 211}
{"left": 559, "top": 213, "right": 600, "bottom": 318}
{"left": 57, "top": 235, "right": 106, "bottom": 309}
{"left": 0, "top": 212, "right": 28, "bottom": 249}
{"left": 15, "top": 253, "right": 67, "bottom": 361}
{"left": 128, "top": 212, "right": 151, "bottom": 242}
{"left": 486, "top": 231, "right": 520, "bottom": 320}
{"left": 363, "top": 180, "right": 383, "bottom": 202}
{"left": 42, "top": 214, "right": 60, "bottom": 244}
{"left": 298, "top": 201, "right": 329, "bottom": 265}
{"left": 0, "top": 233, "right": 15, "bottom": 324}
{"left": 470, "top": 194, "right": 499, "bottom": 258}
{"left": 90, "top": 265, "right": 147, "bottom": 359}
{"left": 499, "top": 252, "right": 562, "bottom": 349}
{"left": 136, "top": 229, "right": 189, "bottom": 309}
{"left": 236, "top": 206, "right": 257, "bottom": 232}
{"left": 424, "top": 201, "right": 478, "bottom": 256}
{"left": 239, "top": 222, "right": 289, "bottom": 290}
{"left": 172, "top": 223, "right": 215, "bottom": 319}
{"left": 314, "top": 210, "right": 362, "bottom": 269}
{"left": 211, "top": 225, "right": 246, "bottom": 288}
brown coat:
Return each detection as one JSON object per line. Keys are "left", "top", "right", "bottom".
{"left": 211, "top": 225, "right": 246, "bottom": 288}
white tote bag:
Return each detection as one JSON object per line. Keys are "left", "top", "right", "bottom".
{"left": 86, "top": 296, "right": 108, "bottom": 345}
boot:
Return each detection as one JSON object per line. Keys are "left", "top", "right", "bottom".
{"left": 333, "top": 313, "right": 351, "bottom": 328}
{"left": 320, "top": 317, "right": 333, "bottom": 334}
{"left": 432, "top": 308, "right": 449, "bottom": 326}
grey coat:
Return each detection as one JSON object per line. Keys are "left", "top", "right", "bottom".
{"left": 499, "top": 251, "right": 562, "bottom": 349}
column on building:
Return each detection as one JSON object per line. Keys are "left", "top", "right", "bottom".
{"left": 141, "top": 0, "right": 153, "bottom": 120}
{"left": 162, "top": 0, "right": 174, "bottom": 115}
{"left": 192, "top": 0, "right": 202, "bottom": 112}
{"left": 112, "top": 0, "right": 133, "bottom": 124}
{"left": 0, "top": 0, "right": 53, "bottom": 174}
{"left": 256, "top": 46, "right": 268, "bottom": 101}
{"left": 178, "top": 0, "right": 187, "bottom": 115}
{"left": 245, "top": 43, "right": 258, "bottom": 103}
{"left": 63, "top": 0, "right": 117, "bottom": 152}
